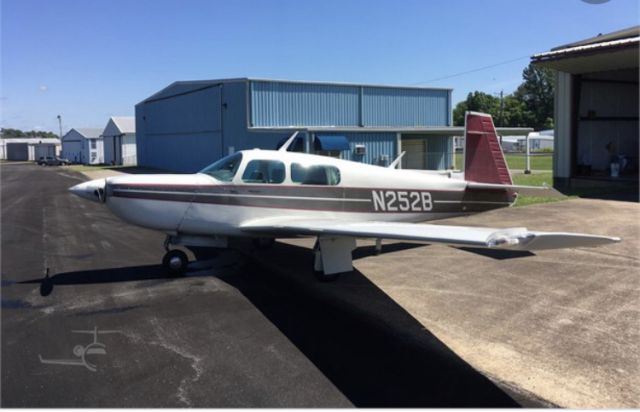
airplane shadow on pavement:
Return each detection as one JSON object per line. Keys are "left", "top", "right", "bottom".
{"left": 218, "top": 240, "right": 523, "bottom": 408}
{"left": 18, "top": 242, "right": 524, "bottom": 407}
{"left": 19, "top": 264, "right": 175, "bottom": 296}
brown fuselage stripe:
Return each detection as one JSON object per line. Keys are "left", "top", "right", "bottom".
{"left": 108, "top": 183, "right": 513, "bottom": 214}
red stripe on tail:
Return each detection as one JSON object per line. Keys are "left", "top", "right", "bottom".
{"left": 464, "top": 112, "right": 512, "bottom": 185}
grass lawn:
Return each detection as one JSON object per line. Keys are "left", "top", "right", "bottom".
{"left": 65, "top": 164, "right": 128, "bottom": 172}
{"left": 454, "top": 153, "right": 552, "bottom": 171}
{"left": 510, "top": 172, "right": 571, "bottom": 207}
{"left": 511, "top": 172, "right": 553, "bottom": 186}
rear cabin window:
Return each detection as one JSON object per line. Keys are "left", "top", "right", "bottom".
{"left": 291, "top": 163, "right": 341, "bottom": 185}
{"left": 242, "top": 160, "right": 286, "bottom": 184}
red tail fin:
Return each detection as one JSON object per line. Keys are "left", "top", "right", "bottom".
{"left": 464, "top": 112, "right": 512, "bottom": 185}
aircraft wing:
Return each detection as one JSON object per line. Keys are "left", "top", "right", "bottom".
{"left": 240, "top": 218, "right": 620, "bottom": 251}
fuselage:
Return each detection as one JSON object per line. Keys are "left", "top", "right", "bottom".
{"left": 71, "top": 149, "right": 515, "bottom": 238}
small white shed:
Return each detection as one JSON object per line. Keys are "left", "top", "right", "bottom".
{"left": 0, "top": 137, "right": 61, "bottom": 160}
{"left": 61, "top": 128, "right": 104, "bottom": 164}
{"left": 102, "top": 116, "right": 136, "bottom": 166}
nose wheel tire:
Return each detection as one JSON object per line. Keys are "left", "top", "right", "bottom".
{"left": 162, "top": 249, "right": 188, "bottom": 275}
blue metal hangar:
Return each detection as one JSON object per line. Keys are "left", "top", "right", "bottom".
{"left": 135, "top": 78, "right": 457, "bottom": 173}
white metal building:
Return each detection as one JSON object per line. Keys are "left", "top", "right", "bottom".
{"left": 532, "top": 26, "right": 639, "bottom": 189}
{"left": 102, "top": 116, "right": 137, "bottom": 166}
{"left": 0, "top": 137, "right": 61, "bottom": 161}
{"left": 61, "top": 128, "right": 104, "bottom": 164}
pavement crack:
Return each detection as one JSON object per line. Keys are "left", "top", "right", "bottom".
{"left": 149, "top": 319, "right": 204, "bottom": 406}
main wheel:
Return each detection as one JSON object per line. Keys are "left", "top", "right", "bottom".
{"left": 162, "top": 249, "right": 188, "bottom": 275}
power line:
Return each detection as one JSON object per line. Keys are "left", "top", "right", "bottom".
{"left": 410, "top": 55, "right": 532, "bottom": 85}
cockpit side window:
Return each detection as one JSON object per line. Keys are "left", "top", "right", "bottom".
{"left": 242, "top": 159, "right": 286, "bottom": 184}
{"left": 291, "top": 163, "right": 341, "bottom": 185}
{"left": 200, "top": 153, "right": 243, "bottom": 182}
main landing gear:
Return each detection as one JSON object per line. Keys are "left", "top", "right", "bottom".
{"left": 313, "top": 237, "right": 357, "bottom": 282}
{"left": 162, "top": 249, "right": 189, "bottom": 275}
{"left": 162, "top": 236, "right": 188, "bottom": 275}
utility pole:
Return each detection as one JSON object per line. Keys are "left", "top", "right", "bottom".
{"left": 57, "top": 115, "right": 63, "bottom": 139}
{"left": 498, "top": 90, "right": 504, "bottom": 127}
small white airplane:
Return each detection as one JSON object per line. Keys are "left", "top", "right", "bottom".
{"left": 69, "top": 112, "right": 620, "bottom": 280}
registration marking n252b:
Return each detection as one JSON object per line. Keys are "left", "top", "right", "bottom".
{"left": 371, "top": 190, "right": 432, "bottom": 212}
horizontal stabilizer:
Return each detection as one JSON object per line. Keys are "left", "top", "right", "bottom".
{"left": 241, "top": 218, "right": 620, "bottom": 251}
{"left": 466, "top": 182, "right": 550, "bottom": 191}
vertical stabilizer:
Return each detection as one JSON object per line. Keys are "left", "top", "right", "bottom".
{"left": 464, "top": 112, "right": 512, "bottom": 185}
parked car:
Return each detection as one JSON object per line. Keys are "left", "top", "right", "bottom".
{"left": 36, "top": 156, "right": 70, "bottom": 166}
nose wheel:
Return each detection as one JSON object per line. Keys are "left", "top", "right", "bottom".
{"left": 162, "top": 249, "right": 188, "bottom": 275}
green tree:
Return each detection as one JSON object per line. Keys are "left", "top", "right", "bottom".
{"left": 453, "top": 91, "right": 501, "bottom": 126}
{"left": 452, "top": 63, "right": 554, "bottom": 129}
{"left": 501, "top": 95, "right": 534, "bottom": 128}
{"left": 1, "top": 128, "right": 59, "bottom": 138}
{"left": 514, "top": 64, "right": 555, "bottom": 130}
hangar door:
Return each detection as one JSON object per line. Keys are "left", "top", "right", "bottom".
{"left": 7, "top": 143, "right": 28, "bottom": 160}
{"left": 401, "top": 135, "right": 454, "bottom": 170}
{"left": 142, "top": 85, "right": 223, "bottom": 173}
{"left": 402, "top": 139, "right": 426, "bottom": 169}
{"left": 34, "top": 144, "right": 56, "bottom": 159}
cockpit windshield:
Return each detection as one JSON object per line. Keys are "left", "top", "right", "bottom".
{"left": 200, "top": 153, "right": 243, "bottom": 182}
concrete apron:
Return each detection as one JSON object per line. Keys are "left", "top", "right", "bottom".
{"left": 239, "top": 198, "right": 639, "bottom": 408}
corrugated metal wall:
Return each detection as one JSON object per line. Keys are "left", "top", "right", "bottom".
{"left": 223, "top": 82, "right": 290, "bottom": 153}
{"left": 361, "top": 87, "right": 450, "bottom": 127}
{"left": 340, "top": 132, "right": 397, "bottom": 165}
{"left": 250, "top": 81, "right": 360, "bottom": 127}
{"left": 250, "top": 80, "right": 450, "bottom": 128}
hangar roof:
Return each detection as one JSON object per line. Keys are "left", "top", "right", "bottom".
{"left": 531, "top": 26, "right": 639, "bottom": 74}
{"left": 74, "top": 128, "right": 103, "bottom": 139}
{"left": 110, "top": 117, "right": 135, "bottom": 134}
{"left": 0, "top": 137, "right": 61, "bottom": 144}
{"left": 139, "top": 77, "right": 453, "bottom": 105}
{"left": 103, "top": 116, "right": 135, "bottom": 137}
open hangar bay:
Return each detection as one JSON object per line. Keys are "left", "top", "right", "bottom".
{"left": 1, "top": 160, "right": 638, "bottom": 407}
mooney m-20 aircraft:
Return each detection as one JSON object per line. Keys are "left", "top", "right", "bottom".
{"left": 69, "top": 112, "right": 620, "bottom": 280}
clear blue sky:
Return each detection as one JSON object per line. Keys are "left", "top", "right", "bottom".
{"left": 1, "top": 0, "right": 638, "bottom": 133}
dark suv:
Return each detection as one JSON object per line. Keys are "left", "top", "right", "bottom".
{"left": 37, "top": 156, "right": 70, "bottom": 166}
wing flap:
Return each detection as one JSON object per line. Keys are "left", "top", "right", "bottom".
{"left": 240, "top": 218, "right": 620, "bottom": 251}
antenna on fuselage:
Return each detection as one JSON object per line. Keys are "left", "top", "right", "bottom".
{"left": 278, "top": 131, "right": 300, "bottom": 152}
{"left": 388, "top": 151, "right": 406, "bottom": 169}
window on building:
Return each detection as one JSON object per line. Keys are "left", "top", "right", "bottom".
{"left": 90, "top": 140, "right": 96, "bottom": 150}
{"left": 291, "top": 163, "right": 341, "bottom": 185}
{"left": 200, "top": 153, "right": 243, "bottom": 182}
{"left": 242, "top": 160, "right": 285, "bottom": 184}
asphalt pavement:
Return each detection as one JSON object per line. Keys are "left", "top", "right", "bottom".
{"left": 0, "top": 163, "right": 522, "bottom": 407}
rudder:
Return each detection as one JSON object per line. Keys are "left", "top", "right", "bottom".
{"left": 464, "top": 111, "right": 512, "bottom": 185}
